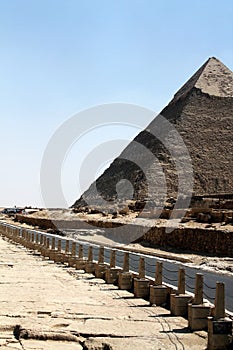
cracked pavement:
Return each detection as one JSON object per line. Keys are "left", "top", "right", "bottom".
{"left": 0, "top": 235, "right": 207, "bottom": 349}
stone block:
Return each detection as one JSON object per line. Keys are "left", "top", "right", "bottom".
{"left": 188, "top": 303, "right": 212, "bottom": 331}
{"left": 150, "top": 285, "right": 169, "bottom": 306}
{"left": 105, "top": 267, "right": 121, "bottom": 284}
{"left": 54, "top": 252, "right": 64, "bottom": 263}
{"left": 68, "top": 256, "right": 77, "bottom": 267}
{"left": 40, "top": 246, "right": 48, "bottom": 257}
{"left": 76, "top": 258, "right": 87, "bottom": 270}
{"left": 85, "top": 261, "right": 96, "bottom": 274}
{"left": 208, "top": 317, "right": 232, "bottom": 350}
{"left": 95, "top": 263, "right": 108, "bottom": 279}
{"left": 134, "top": 278, "right": 150, "bottom": 299}
{"left": 170, "top": 294, "right": 193, "bottom": 317}
{"left": 43, "top": 248, "right": 51, "bottom": 258}
{"left": 48, "top": 249, "right": 57, "bottom": 261}
{"left": 118, "top": 272, "right": 133, "bottom": 290}
{"left": 63, "top": 253, "right": 72, "bottom": 264}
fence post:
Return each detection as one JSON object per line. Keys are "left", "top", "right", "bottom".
{"left": 68, "top": 242, "right": 77, "bottom": 267}
{"left": 178, "top": 268, "right": 185, "bottom": 294}
{"left": 194, "top": 273, "right": 203, "bottom": 305}
{"left": 95, "top": 246, "right": 107, "bottom": 278}
{"left": 51, "top": 237, "right": 55, "bottom": 251}
{"left": 155, "top": 262, "right": 163, "bottom": 286}
{"left": 54, "top": 239, "right": 63, "bottom": 263}
{"left": 170, "top": 268, "right": 192, "bottom": 317}
{"left": 188, "top": 273, "right": 211, "bottom": 331}
{"left": 150, "top": 262, "right": 169, "bottom": 306}
{"left": 43, "top": 237, "right": 50, "bottom": 257}
{"left": 98, "top": 246, "right": 104, "bottom": 264}
{"left": 88, "top": 246, "right": 93, "bottom": 262}
{"left": 85, "top": 246, "right": 95, "bottom": 274}
{"left": 30, "top": 233, "right": 35, "bottom": 250}
{"left": 208, "top": 282, "right": 232, "bottom": 350}
{"left": 105, "top": 249, "right": 121, "bottom": 285}
{"left": 110, "top": 250, "right": 116, "bottom": 268}
{"left": 38, "top": 235, "right": 44, "bottom": 253}
{"left": 76, "top": 244, "right": 87, "bottom": 270}
{"left": 123, "top": 252, "right": 129, "bottom": 272}
{"left": 118, "top": 252, "right": 132, "bottom": 290}
{"left": 138, "top": 257, "right": 145, "bottom": 279}
{"left": 134, "top": 257, "right": 150, "bottom": 299}
{"left": 78, "top": 244, "right": 83, "bottom": 259}
{"left": 48, "top": 237, "right": 56, "bottom": 261}
{"left": 214, "top": 282, "right": 225, "bottom": 319}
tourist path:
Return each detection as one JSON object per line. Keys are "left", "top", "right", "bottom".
{"left": 0, "top": 235, "right": 207, "bottom": 350}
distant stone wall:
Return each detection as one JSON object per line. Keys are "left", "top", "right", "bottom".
{"left": 16, "top": 215, "right": 57, "bottom": 230}
{"left": 15, "top": 214, "right": 122, "bottom": 230}
{"left": 15, "top": 214, "right": 233, "bottom": 257}
{"left": 141, "top": 226, "right": 233, "bottom": 257}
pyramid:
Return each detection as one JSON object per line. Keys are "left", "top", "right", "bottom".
{"left": 73, "top": 57, "right": 233, "bottom": 212}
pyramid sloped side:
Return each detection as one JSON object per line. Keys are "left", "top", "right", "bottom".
{"left": 73, "top": 59, "right": 233, "bottom": 210}
{"left": 73, "top": 90, "right": 233, "bottom": 210}
{"left": 171, "top": 57, "right": 233, "bottom": 103}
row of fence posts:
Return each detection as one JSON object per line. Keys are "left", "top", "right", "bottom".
{"left": 0, "top": 223, "right": 232, "bottom": 350}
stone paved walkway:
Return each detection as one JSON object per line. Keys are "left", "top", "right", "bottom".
{"left": 0, "top": 235, "right": 207, "bottom": 349}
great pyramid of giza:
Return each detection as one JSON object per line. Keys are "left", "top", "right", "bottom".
{"left": 73, "top": 57, "right": 233, "bottom": 212}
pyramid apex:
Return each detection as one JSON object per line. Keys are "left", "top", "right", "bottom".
{"left": 172, "top": 57, "right": 233, "bottom": 102}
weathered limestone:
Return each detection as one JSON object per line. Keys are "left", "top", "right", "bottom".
{"left": 188, "top": 273, "right": 212, "bottom": 330}
{"left": 54, "top": 239, "right": 64, "bottom": 263}
{"left": 48, "top": 237, "right": 57, "bottom": 261}
{"left": 28, "top": 232, "right": 35, "bottom": 250}
{"left": 170, "top": 268, "right": 193, "bottom": 316}
{"left": 63, "top": 240, "right": 72, "bottom": 263}
{"left": 22, "top": 229, "right": 28, "bottom": 246}
{"left": 118, "top": 252, "right": 133, "bottom": 290}
{"left": 43, "top": 237, "right": 51, "bottom": 258}
{"left": 23, "top": 231, "right": 30, "bottom": 249}
{"left": 85, "top": 246, "right": 96, "bottom": 273}
{"left": 150, "top": 262, "right": 169, "bottom": 306}
{"left": 95, "top": 246, "right": 108, "bottom": 278}
{"left": 68, "top": 241, "right": 77, "bottom": 267}
{"left": 12, "top": 227, "right": 21, "bottom": 244}
{"left": 39, "top": 235, "right": 48, "bottom": 256}
{"left": 76, "top": 244, "right": 87, "bottom": 270}
{"left": 134, "top": 257, "right": 150, "bottom": 299}
{"left": 208, "top": 282, "right": 232, "bottom": 350}
{"left": 17, "top": 228, "right": 24, "bottom": 245}
{"left": 36, "top": 234, "right": 44, "bottom": 254}
{"left": 33, "top": 233, "right": 40, "bottom": 251}
{"left": 105, "top": 249, "right": 121, "bottom": 284}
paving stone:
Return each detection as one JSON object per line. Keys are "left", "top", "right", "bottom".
{"left": 0, "top": 235, "right": 207, "bottom": 350}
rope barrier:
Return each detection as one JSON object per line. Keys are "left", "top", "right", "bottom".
{"left": 163, "top": 265, "right": 178, "bottom": 273}
{"left": 115, "top": 258, "right": 123, "bottom": 265}
{"left": 186, "top": 283, "right": 195, "bottom": 290}
{"left": 116, "top": 251, "right": 125, "bottom": 257}
{"left": 203, "top": 291, "right": 215, "bottom": 301}
{"left": 163, "top": 275, "right": 178, "bottom": 283}
{"left": 145, "top": 260, "right": 156, "bottom": 267}
{"left": 129, "top": 254, "right": 139, "bottom": 262}
{"left": 145, "top": 266, "right": 155, "bottom": 274}
{"left": 203, "top": 281, "right": 216, "bottom": 290}
{"left": 185, "top": 274, "right": 196, "bottom": 280}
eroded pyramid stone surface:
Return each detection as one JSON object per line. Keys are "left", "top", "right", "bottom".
{"left": 73, "top": 58, "right": 233, "bottom": 212}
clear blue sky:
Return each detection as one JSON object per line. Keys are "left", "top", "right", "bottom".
{"left": 0, "top": 0, "right": 232, "bottom": 207}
